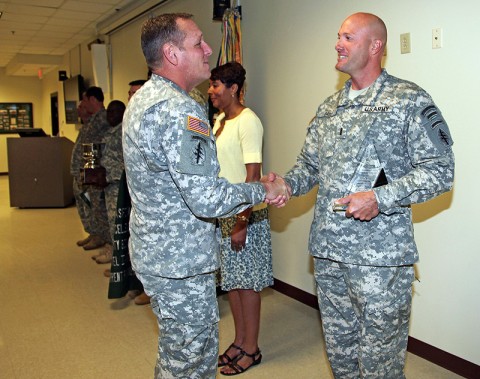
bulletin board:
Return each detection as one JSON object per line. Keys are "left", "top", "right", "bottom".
{"left": 0, "top": 103, "right": 33, "bottom": 132}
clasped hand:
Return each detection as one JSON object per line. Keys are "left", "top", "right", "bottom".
{"left": 260, "top": 172, "right": 292, "bottom": 207}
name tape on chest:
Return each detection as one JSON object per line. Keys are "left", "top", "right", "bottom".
{"left": 186, "top": 116, "right": 210, "bottom": 137}
{"left": 363, "top": 105, "right": 391, "bottom": 113}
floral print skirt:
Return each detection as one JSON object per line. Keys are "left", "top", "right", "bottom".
{"left": 218, "top": 208, "right": 273, "bottom": 292}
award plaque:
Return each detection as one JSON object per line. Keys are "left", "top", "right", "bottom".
{"left": 81, "top": 143, "right": 107, "bottom": 187}
{"left": 333, "top": 144, "right": 388, "bottom": 212}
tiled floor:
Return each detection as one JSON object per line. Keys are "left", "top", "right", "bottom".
{"left": 0, "top": 175, "right": 462, "bottom": 378}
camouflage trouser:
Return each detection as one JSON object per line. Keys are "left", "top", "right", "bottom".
{"left": 137, "top": 272, "right": 219, "bottom": 379}
{"left": 73, "top": 176, "right": 93, "bottom": 234}
{"left": 314, "top": 258, "right": 414, "bottom": 379}
{"left": 88, "top": 186, "right": 111, "bottom": 244}
{"left": 104, "top": 183, "right": 119, "bottom": 243}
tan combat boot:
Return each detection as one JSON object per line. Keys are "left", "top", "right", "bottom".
{"left": 83, "top": 235, "right": 105, "bottom": 250}
{"left": 76, "top": 235, "right": 92, "bottom": 246}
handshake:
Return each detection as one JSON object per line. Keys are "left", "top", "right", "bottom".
{"left": 260, "top": 172, "right": 292, "bottom": 208}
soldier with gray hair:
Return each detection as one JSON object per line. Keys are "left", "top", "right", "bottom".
{"left": 268, "top": 12, "right": 454, "bottom": 378}
{"left": 122, "top": 13, "right": 288, "bottom": 378}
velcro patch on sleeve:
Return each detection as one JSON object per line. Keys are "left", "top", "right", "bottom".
{"left": 419, "top": 104, "right": 453, "bottom": 151}
{"left": 177, "top": 116, "right": 215, "bottom": 175}
{"left": 187, "top": 116, "right": 210, "bottom": 137}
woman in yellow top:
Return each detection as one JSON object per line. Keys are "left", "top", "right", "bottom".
{"left": 209, "top": 61, "right": 273, "bottom": 376}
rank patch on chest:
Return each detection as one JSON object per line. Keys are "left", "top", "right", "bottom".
{"left": 187, "top": 116, "right": 210, "bottom": 137}
{"left": 363, "top": 105, "right": 391, "bottom": 112}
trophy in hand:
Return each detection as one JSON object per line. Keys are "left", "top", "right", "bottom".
{"left": 81, "top": 143, "right": 107, "bottom": 187}
{"left": 332, "top": 144, "right": 388, "bottom": 212}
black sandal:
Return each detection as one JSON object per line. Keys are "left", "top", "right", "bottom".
{"left": 218, "top": 343, "right": 243, "bottom": 367}
{"left": 220, "top": 348, "right": 262, "bottom": 376}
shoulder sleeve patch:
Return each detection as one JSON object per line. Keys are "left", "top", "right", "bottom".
{"left": 419, "top": 104, "right": 453, "bottom": 151}
{"left": 186, "top": 115, "right": 210, "bottom": 137}
{"left": 178, "top": 115, "right": 216, "bottom": 175}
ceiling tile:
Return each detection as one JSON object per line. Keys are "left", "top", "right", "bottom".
{"left": 53, "top": 9, "right": 104, "bottom": 21}
{"left": 1, "top": 13, "right": 49, "bottom": 24}
{"left": 0, "top": 20, "right": 43, "bottom": 31}
{"left": 1, "top": 4, "right": 56, "bottom": 17}
{"left": 5, "top": 0, "right": 64, "bottom": 7}
{"left": 46, "top": 17, "right": 90, "bottom": 27}
{"left": 62, "top": 0, "right": 115, "bottom": 14}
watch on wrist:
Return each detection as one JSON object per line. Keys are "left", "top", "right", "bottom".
{"left": 236, "top": 215, "right": 249, "bottom": 223}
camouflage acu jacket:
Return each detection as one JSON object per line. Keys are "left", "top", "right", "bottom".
{"left": 122, "top": 74, "right": 266, "bottom": 278}
{"left": 70, "top": 122, "right": 91, "bottom": 175}
{"left": 101, "top": 123, "right": 123, "bottom": 183}
{"left": 284, "top": 70, "right": 454, "bottom": 266}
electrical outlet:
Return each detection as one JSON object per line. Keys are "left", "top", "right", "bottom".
{"left": 400, "top": 33, "right": 411, "bottom": 54}
{"left": 432, "top": 28, "right": 442, "bottom": 49}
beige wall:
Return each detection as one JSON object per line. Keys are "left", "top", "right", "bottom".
{"left": 0, "top": 68, "right": 42, "bottom": 172}
{"left": 2, "top": 0, "right": 479, "bottom": 366}
{"left": 0, "top": 67, "right": 42, "bottom": 127}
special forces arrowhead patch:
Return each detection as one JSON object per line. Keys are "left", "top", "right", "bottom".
{"left": 190, "top": 138, "right": 207, "bottom": 166}
{"left": 419, "top": 104, "right": 453, "bottom": 152}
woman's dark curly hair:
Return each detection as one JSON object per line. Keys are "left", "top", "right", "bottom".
{"left": 210, "top": 61, "right": 246, "bottom": 96}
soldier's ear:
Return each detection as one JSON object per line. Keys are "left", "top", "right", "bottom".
{"left": 371, "top": 39, "right": 383, "bottom": 56}
{"left": 163, "top": 44, "right": 178, "bottom": 66}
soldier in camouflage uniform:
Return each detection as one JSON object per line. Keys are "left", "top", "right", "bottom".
{"left": 71, "top": 98, "right": 94, "bottom": 247}
{"left": 96, "top": 100, "right": 126, "bottom": 264}
{"left": 278, "top": 13, "right": 454, "bottom": 378}
{"left": 82, "top": 86, "right": 112, "bottom": 253}
{"left": 122, "top": 13, "right": 288, "bottom": 379}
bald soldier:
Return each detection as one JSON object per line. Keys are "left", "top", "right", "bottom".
{"left": 269, "top": 12, "right": 454, "bottom": 378}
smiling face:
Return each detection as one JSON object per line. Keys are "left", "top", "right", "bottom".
{"left": 208, "top": 79, "right": 233, "bottom": 110}
{"left": 175, "top": 18, "right": 212, "bottom": 90}
{"left": 335, "top": 15, "right": 372, "bottom": 78}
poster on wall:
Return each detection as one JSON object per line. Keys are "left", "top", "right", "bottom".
{"left": 0, "top": 103, "right": 33, "bottom": 131}
{"left": 65, "top": 101, "right": 78, "bottom": 124}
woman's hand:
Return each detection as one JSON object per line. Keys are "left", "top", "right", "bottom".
{"left": 230, "top": 221, "right": 248, "bottom": 251}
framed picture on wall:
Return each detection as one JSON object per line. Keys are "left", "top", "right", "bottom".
{"left": 0, "top": 103, "right": 33, "bottom": 131}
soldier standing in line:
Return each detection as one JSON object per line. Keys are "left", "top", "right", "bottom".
{"left": 81, "top": 86, "right": 111, "bottom": 256}
{"left": 72, "top": 97, "right": 96, "bottom": 248}
{"left": 94, "top": 100, "right": 126, "bottom": 265}
{"left": 103, "top": 80, "right": 151, "bottom": 306}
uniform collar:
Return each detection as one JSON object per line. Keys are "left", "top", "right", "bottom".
{"left": 151, "top": 73, "right": 190, "bottom": 97}
{"left": 337, "top": 69, "right": 389, "bottom": 108}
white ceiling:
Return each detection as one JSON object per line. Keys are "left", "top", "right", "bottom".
{"left": 0, "top": 0, "right": 142, "bottom": 76}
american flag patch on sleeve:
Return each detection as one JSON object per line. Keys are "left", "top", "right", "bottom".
{"left": 186, "top": 116, "right": 210, "bottom": 136}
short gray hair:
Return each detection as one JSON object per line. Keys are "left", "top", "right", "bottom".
{"left": 141, "top": 13, "right": 193, "bottom": 70}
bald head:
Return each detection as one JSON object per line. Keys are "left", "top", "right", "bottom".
{"left": 345, "top": 13, "right": 387, "bottom": 52}
{"left": 335, "top": 13, "right": 387, "bottom": 88}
